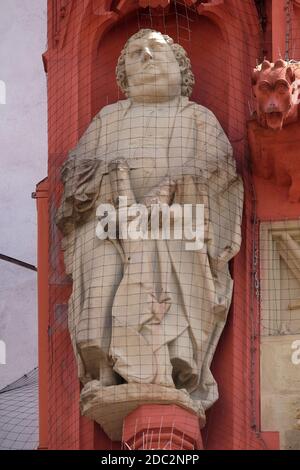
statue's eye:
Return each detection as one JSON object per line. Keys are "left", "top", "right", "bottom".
{"left": 276, "top": 84, "right": 289, "bottom": 93}
{"left": 259, "top": 83, "right": 271, "bottom": 93}
{"left": 130, "top": 49, "right": 142, "bottom": 58}
{"left": 151, "top": 41, "right": 164, "bottom": 49}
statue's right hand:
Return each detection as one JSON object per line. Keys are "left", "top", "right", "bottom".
{"left": 108, "top": 158, "right": 130, "bottom": 173}
{"left": 108, "top": 158, "right": 136, "bottom": 207}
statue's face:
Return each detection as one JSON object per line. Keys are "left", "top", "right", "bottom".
{"left": 125, "top": 31, "right": 181, "bottom": 103}
{"left": 253, "top": 66, "right": 293, "bottom": 130}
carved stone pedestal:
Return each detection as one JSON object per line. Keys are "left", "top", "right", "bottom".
{"left": 248, "top": 119, "right": 300, "bottom": 203}
{"left": 122, "top": 404, "right": 203, "bottom": 450}
{"left": 80, "top": 381, "right": 205, "bottom": 442}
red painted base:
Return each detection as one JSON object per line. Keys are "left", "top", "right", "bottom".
{"left": 122, "top": 404, "right": 203, "bottom": 450}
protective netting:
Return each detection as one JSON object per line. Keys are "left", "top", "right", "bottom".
{"left": 45, "top": 0, "right": 300, "bottom": 450}
{"left": 252, "top": 1, "right": 300, "bottom": 340}
{"left": 0, "top": 369, "right": 38, "bottom": 450}
{"left": 260, "top": 220, "right": 300, "bottom": 337}
{"left": 287, "top": 0, "right": 300, "bottom": 60}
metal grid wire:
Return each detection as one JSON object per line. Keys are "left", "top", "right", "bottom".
{"left": 48, "top": 0, "right": 257, "bottom": 449}
{"left": 0, "top": 368, "right": 38, "bottom": 450}
{"left": 260, "top": 220, "right": 300, "bottom": 337}
{"left": 45, "top": 0, "right": 300, "bottom": 450}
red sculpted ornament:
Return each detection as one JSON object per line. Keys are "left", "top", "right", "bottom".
{"left": 249, "top": 59, "right": 300, "bottom": 202}
{"left": 251, "top": 59, "right": 298, "bottom": 131}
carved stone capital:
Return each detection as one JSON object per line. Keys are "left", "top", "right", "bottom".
{"left": 123, "top": 404, "right": 203, "bottom": 450}
{"left": 248, "top": 119, "right": 300, "bottom": 203}
{"left": 80, "top": 382, "right": 205, "bottom": 441}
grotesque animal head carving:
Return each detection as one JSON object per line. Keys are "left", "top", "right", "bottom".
{"left": 252, "top": 59, "right": 300, "bottom": 130}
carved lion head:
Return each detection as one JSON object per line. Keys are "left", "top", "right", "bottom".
{"left": 251, "top": 59, "right": 299, "bottom": 130}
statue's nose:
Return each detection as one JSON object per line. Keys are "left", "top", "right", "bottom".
{"left": 267, "top": 98, "right": 280, "bottom": 112}
{"left": 142, "top": 47, "right": 153, "bottom": 62}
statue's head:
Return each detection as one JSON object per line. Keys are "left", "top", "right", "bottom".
{"left": 116, "top": 29, "right": 194, "bottom": 103}
{"left": 252, "top": 59, "right": 297, "bottom": 130}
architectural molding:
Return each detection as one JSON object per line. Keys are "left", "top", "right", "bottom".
{"left": 53, "top": 0, "right": 73, "bottom": 49}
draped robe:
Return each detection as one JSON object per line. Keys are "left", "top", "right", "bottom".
{"left": 56, "top": 96, "right": 243, "bottom": 411}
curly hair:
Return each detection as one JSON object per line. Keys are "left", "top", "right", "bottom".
{"left": 116, "top": 29, "right": 195, "bottom": 98}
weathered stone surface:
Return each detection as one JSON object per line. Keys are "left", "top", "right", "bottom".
{"left": 80, "top": 382, "right": 205, "bottom": 441}
{"left": 57, "top": 29, "right": 243, "bottom": 437}
{"left": 249, "top": 60, "right": 300, "bottom": 202}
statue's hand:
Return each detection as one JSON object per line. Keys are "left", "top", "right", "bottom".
{"left": 108, "top": 158, "right": 136, "bottom": 208}
{"left": 108, "top": 157, "right": 130, "bottom": 174}
{"left": 141, "top": 176, "right": 176, "bottom": 208}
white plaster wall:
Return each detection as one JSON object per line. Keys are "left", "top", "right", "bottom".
{"left": 0, "top": 0, "right": 47, "bottom": 389}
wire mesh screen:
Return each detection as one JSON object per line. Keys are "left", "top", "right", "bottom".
{"left": 0, "top": 369, "right": 38, "bottom": 450}
{"left": 287, "top": 0, "right": 300, "bottom": 60}
{"left": 46, "top": 0, "right": 267, "bottom": 450}
{"left": 251, "top": 0, "right": 300, "bottom": 339}
{"left": 260, "top": 220, "right": 300, "bottom": 337}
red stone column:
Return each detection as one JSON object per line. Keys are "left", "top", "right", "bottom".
{"left": 35, "top": 179, "right": 49, "bottom": 450}
{"left": 122, "top": 404, "right": 203, "bottom": 450}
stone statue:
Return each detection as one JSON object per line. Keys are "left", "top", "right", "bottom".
{"left": 56, "top": 29, "right": 243, "bottom": 439}
{"left": 249, "top": 59, "right": 300, "bottom": 202}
